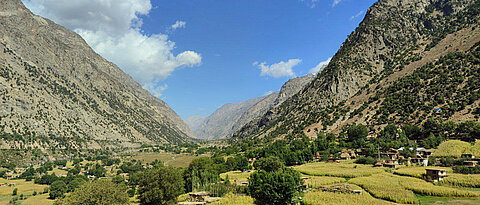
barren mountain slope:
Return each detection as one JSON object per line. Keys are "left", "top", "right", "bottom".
{"left": 234, "top": 0, "right": 480, "bottom": 140}
{"left": 0, "top": 0, "right": 193, "bottom": 149}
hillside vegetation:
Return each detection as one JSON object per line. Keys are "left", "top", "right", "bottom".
{"left": 234, "top": 0, "right": 480, "bottom": 140}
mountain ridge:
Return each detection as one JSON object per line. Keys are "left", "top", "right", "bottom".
{"left": 0, "top": 0, "right": 193, "bottom": 149}
{"left": 187, "top": 74, "right": 315, "bottom": 140}
{"left": 234, "top": 0, "right": 480, "bottom": 140}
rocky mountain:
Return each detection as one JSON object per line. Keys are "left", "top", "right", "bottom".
{"left": 0, "top": 0, "right": 193, "bottom": 149}
{"left": 234, "top": 0, "right": 480, "bottom": 140}
{"left": 187, "top": 74, "right": 315, "bottom": 139}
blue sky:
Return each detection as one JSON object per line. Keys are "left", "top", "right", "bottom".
{"left": 23, "top": 0, "right": 377, "bottom": 119}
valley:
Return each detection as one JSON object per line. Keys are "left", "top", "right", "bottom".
{"left": 0, "top": 0, "right": 480, "bottom": 204}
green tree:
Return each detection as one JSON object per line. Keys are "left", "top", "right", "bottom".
{"left": 184, "top": 157, "right": 219, "bottom": 192}
{"left": 12, "top": 188, "right": 17, "bottom": 196}
{"left": 67, "top": 178, "right": 86, "bottom": 193}
{"left": 347, "top": 124, "right": 369, "bottom": 147}
{"left": 248, "top": 167, "right": 303, "bottom": 205}
{"left": 54, "top": 179, "right": 128, "bottom": 205}
{"left": 138, "top": 166, "right": 184, "bottom": 205}
{"left": 49, "top": 180, "right": 67, "bottom": 199}
{"left": 253, "top": 156, "right": 284, "bottom": 172}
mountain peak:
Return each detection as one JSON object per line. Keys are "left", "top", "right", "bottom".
{"left": 0, "top": 0, "right": 193, "bottom": 148}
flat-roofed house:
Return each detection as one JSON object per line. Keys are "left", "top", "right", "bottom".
{"left": 425, "top": 168, "right": 447, "bottom": 182}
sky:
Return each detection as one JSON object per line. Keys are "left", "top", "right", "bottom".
{"left": 22, "top": 0, "right": 377, "bottom": 119}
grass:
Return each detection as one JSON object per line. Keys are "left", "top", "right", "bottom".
{"left": 22, "top": 193, "right": 54, "bottom": 205}
{"left": 350, "top": 173, "right": 478, "bottom": 204}
{"left": 303, "top": 184, "right": 394, "bottom": 205}
{"left": 131, "top": 152, "right": 201, "bottom": 168}
{"left": 0, "top": 178, "right": 51, "bottom": 205}
{"left": 0, "top": 178, "right": 47, "bottom": 196}
{"left": 304, "top": 176, "right": 346, "bottom": 188}
{"left": 209, "top": 193, "right": 254, "bottom": 205}
{"left": 220, "top": 171, "right": 252, "bottom": 183}
{"left": 47, "top": 168, "right": 68, "bottom": 176}
{"left": 394, "top": 166, "right": 452, "bottom": 178}
{"left": 294, "top": 161, "right": 385, "bottom": 178}
{"left": 432, "top": 140, "right": 473, "bottom": 158}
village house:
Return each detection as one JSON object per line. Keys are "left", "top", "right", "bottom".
{"left": 177, "top": 192, "right": 221, "bottom": 205}
{"left": 425, "top": 168, "right": 447, "bottom": 182}
{"left": 461, "top": 153, "right": 475, "bottom": 159}
{"left": 464, "top": 161, "right": 478, "bottom": 167}
{"left": 380, "top": 148, "right": 399, "bottom": 161}
{"left": 410, "top": 157, "right": 428, "bottom": 166}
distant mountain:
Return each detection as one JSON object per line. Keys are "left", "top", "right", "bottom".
{"left": 234, "top": 0, "right": 480, "bottom": 139}
{"left": 0, "top": 0, "right": 193, "bottom": 149}
{"left": 186, "top": 74, "right": 315, "bottom": 139}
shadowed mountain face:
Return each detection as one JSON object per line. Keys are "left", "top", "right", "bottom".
{"left": 186, "top": 74, "right": 315, "bottom": 140}
{"left": 234, "top": 0, "right": 480, "bottom": 139}
{"left": 0, "top": 0, "right": 193, "bottom": 148}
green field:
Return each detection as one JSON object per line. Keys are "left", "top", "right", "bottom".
{"left": 131, "top": 152, "right": 202, "bottom": 168}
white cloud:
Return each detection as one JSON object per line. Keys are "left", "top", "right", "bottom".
{"left": 332, "top": 0, "right": 343, "bottom": 7}
{"left": 255, "top": 59, "right": 301, "bottom": 78}
{"left": 143, "top": 83, "right": 168, "bottom": 98}
{"left": 309, "top": 57, "right": 332, "bottom": 74}
{"left": 264, "top": 90, "right": 274, "bottom": 96}
{"left": 299, "top": 0, "right": 319, "bottom": 8}
{"left": 171, "top": 20, "right": 186, "bottom": 30}
{"left": 22, "top": 0, "right": 201, "bottom": 89}
{"left": 350, "top": 10, "right": 364, "bottom": 20}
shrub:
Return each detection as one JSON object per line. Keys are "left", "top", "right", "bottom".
{"left": 453, "top": 166, "right": 480, "bottom": 174}
{"left": 355, "top": 156, "right": 376, "bottom": 165}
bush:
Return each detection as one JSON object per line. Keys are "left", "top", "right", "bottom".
{"left": 12, "top": 188, "right": 17, "bottom": 196}
{"left": 453, "top": 166, "right": 480, "bottom": 174}
{"left": 248, "top": 167, "right": 304, "bottom": 205}
{"left": 355, "top": 156, "right": 376, "bottom": 165}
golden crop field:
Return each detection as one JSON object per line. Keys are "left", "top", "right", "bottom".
{"left": 350, "top": 173, "right": 418, "bottom": 204}
{"left": 399, "top": 175, "right": 478, "bottom": 197}
{"left": 439, "top": 174, "right": 480, "bottom": 188}
{"left": 304, "top": 176, "right": 346, "bottom": 188}
{"left": 303, "top": 184, "right": 394, "bottom": 205}
{"left": 350, "top": 173, "right": 478, "bottom": 204}
{"left": 294, "top": 161, "right": 385, "bottom": 178}
{"left": 432, "top": 140, "right": 473, "bottom": 158}
{"left": 394, "top": 167, "right": 452, "bottom": 178}
{"left": 220, "top": 171, "right": 252, "bottom": 183}
{"left": 209, "top": 193, "right": 254, "bottom": 205}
